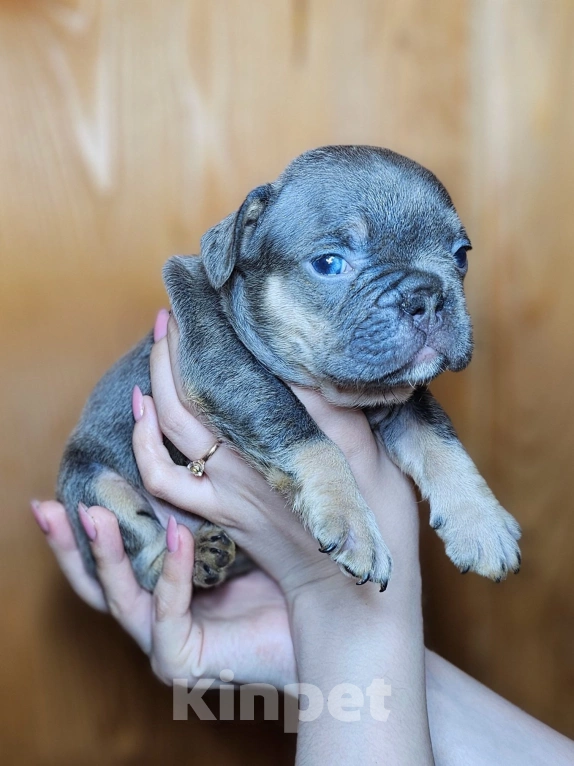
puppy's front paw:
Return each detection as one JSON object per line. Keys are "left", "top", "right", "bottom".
{"left": 193, "top": 523, "right": 236, "bottom": 588}
{"left": 306, "top": 496, "right": 393, "bottom": 590}
{"left": 288, "top": 439, "right": 392, "bottom": 589}
{"left": 320, "top": 522, "right": 393, "bottom": 591}
{"left": 431, "top": 494, "right": 521, "bottom": 581}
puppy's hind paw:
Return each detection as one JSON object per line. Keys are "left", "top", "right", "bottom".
{"left": 193, "top": 523, "right": 236, "bottom": 588}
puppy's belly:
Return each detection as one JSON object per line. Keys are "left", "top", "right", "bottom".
{"left": 142, "top": 490, "right": 207, "bottom": 536}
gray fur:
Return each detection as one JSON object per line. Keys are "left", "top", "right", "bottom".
{"left": 58, "top": 145, "right": 521, "bottom": 592}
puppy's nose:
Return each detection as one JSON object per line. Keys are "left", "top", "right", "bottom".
{"left": 401, "top": 287, "right": 445, "bottom": 331}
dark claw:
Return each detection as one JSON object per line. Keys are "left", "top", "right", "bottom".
{"left": 460, "top": 566, "right": 470, "bottom": 574}
{"left": 356, "top": 575, "right": 370, "bottom": 586}
{"left": 516, "top": 552, "right": 522, "bottom": 566}
{"left": 494, "top": 576, "right": 502, "bottom": 584}
{"left": 430, "top": 516, "right": 445, "bottom": 530}
{"left": 379, "top": 581, "right": 388, "bottom": 593}
{"left": 318, "top": 542, "right": 337, "bottom": 554}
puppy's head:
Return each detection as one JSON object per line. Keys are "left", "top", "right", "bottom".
{"left": 201, "top": 146, "right": 473, "bottom": 406}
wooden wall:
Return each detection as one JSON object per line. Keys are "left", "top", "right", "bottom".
{"left": 1, "top": 0, "right": 572, "bottom": 762}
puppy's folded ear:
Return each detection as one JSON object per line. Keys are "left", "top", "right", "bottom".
{"left": 200, "top": 184, "right": 273, "bottom": 290}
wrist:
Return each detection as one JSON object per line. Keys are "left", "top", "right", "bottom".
{"left": 286, "top": 560, "right": 423, "bottom": 628}
{"left": 286, "top": 570, "right": 426, "bottom": 708}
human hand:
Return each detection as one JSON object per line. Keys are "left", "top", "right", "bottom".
{"left": 133, "top": 310, "right": 421, "bottom": 601}
{"left": 32, "top": 499, "right": 296, "bottom": 687}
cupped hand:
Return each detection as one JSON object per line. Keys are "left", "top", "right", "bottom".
{"left": 33, "top": 499, "right": 296, "bottom": 687}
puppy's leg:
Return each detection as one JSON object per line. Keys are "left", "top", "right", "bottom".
{"left": 373, "top": 388, "right": 521, "bottom": 580}
{"left": 60, "top": 464, "right": 235, "bottom": 591}
{"left": 89, "top": 470, "right": 168, "bottom": 591}
{"left": 278, "top": 441, "right": 393, "bottom": 586}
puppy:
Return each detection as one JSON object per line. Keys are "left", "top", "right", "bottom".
{"left": 58, "top": 145, "right": 521, "bottom": 592}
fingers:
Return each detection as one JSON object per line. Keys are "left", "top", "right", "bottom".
{"left": 149, "top": 316, "right": 218, "bottom": 460}
{"left": 33, "top": 500, "right": 107, "bottom": 612}
{"left": 153, "top": 517, "right": 194, "bottom": 623}
{"left": 132, "top": 392, "right": 215, "bottom": 517}
{"left": 77, "top": 504, "right": 153, "bottom": 652}
{"left": 150, "top": 520, "right": 199, "bottom": 683}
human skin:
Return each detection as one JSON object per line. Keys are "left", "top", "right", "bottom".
{"left": 34, "top": 311, "right": 574, "bottom": 765}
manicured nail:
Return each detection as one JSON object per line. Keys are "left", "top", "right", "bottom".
{"left": 78, "top": 502, "right": 97, "bottom": 541}
{"left": 166, "top": 515, "right": 179, "bottom": 553}
{"left": 132, "top": 385, "right": 144, "bottom": 421}
{"left": 31, "top": 500, "right": 50, "bottom": 534}
{"left": 153, "top": 308, "right": 170, "bottom": 342}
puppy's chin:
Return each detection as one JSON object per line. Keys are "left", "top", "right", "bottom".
{"left": 400, "top": 353, "right": 446, "bottom": 385}
{"left": 391, "top": 341, "right": 471, "bottom": 385}
{"left": 319, "top": 382, "right": 415, "bottom": 408}
{"left": 314, "top": 348, "right": 448, "bottom": 407}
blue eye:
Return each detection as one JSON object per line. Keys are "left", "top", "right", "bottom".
{"left": 453, "top": 246, "right": 470, "bottom": 271}
{"left": 311, "top": 255, "right": 350, "bottom": 276}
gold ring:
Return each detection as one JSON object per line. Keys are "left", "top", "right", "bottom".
{"left": 186, "top": 441, "right": 222, "bottom": 477}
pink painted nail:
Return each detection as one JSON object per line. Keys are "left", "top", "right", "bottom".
{"left": 132, "top": 385, "right": 144, "bottom": 421}
{"left": 166, "top": 515, "right": 179, "bottom": 553}
{"left": 153, "top": 309, "right": 170, "bottom": 342}
{"left": 78, "top": 502, "right": 97, "bottom": 541}
{"left": 31, "top": 500, "right": 50, "bottom": 534}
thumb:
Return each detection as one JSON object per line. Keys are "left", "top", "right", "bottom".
{"left": 290, "top": 385, "right": 378, "bottom": 465}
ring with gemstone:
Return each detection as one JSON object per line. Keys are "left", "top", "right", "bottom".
{"left": 186, "top": 441, "right": 222, "bottom": 477}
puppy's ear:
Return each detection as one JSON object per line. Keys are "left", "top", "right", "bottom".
{"left": 200, "top": 184, "right": 273, "bottom": 290}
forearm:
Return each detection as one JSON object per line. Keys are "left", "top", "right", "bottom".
{"left": 288, "top": 574, "right": 433, "bottom": 766}
{"left": 425, "top": 651, "right": 574, "bottom": 766}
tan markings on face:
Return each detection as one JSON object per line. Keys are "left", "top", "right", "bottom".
{"left": 346, "top": 217, "right": 369, "bottom": 245}
{"left": 264, "top": 275, "right": 329, "bottom": 378}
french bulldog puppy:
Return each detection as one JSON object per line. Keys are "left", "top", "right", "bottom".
{"left": 58, "top": 145, "right": 521, "bottom": 592}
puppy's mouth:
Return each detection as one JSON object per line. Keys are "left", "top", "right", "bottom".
{"left": 411, "top": 344, "right": 440, "bottom": 365}
{"left": 393, "top": 346, "right": 448, "bottom": 384}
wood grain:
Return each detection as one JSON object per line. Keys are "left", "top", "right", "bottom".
{"left": 0, "top": 0, "right": 572, "bottom": 761}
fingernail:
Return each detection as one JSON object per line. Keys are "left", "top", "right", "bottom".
{"left": 153, "top": 309, "right": 170, "bottom": 342}
{"left": 166, "top": 515, "right": 179, "bottom": 553}
{"left": 31, "top": 500, "right": 50, "bottom": 534}
{"left": 132, "top": 385, "right": 144, "bottom": 421}
{"left": 78, "top": 502, "right": 97, "bottom": 541}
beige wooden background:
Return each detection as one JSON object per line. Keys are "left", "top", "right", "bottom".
{"left": 1, "top": 0, "right": 573, "bottom": 763}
